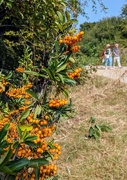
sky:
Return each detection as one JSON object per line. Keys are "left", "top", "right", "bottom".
{"left": 77, "top": 0, "right": 127, "bottom": 29}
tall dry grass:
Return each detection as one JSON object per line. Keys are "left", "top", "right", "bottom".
{"left": 54, "top": 75, "right": 127, "bottom": 180}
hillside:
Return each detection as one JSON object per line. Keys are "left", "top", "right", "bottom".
{"left": 55, "top": 75, "right": 127, "bottom": 180}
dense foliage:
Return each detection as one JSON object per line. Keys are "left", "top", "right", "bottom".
{"left": 79, "top": 4, "right": 127, "bottom": 65}
{"left": 0, "top": 0, "right": 87, "bottom": 180}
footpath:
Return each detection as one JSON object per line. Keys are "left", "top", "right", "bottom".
{"left": 95, "top": 66, "right": 127, "bottom": 83}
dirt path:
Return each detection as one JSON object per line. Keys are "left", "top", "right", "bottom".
{"left": 96, "top": 66, "right": 127, "bottom": 83}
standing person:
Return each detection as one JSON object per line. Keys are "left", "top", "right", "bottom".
{"left": 104, "top": 44, "right": 112, "bottom": 69}
{"left": 113, "top": 43, "right": 122, "bottom": 68}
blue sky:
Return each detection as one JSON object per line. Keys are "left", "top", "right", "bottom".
{"left": 77, "top": 0, "right": 127, "bottom": 29}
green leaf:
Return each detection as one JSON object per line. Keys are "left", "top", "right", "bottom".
{"left": 57, "top": 73, "right": 64, "bottom": 84}
{"left": 35, "top": 168, "right": 40, "bottom": 180}
{"left": 24, "top": 70, "right": 40, "bottom": 76}
{"left": 0, "top": 165, "right": 15, "bottom": 175}
{"left": 65, "top": 11, "right": 70, "bottom": 21}
{"left": 34, "top": 105, "right": 42, "bottom": 119}
{"left": 95, "top": 125, "right": 101, "bottom": 131}
{"left": 25, "top": 141, "right": 37, "bottom": 148}
{"left": 0, "top": 140, "right": 9, "bottom": 149}
{"left": 19, "top": 125, "right": 33, "bottom": 131}
{"left": 68, "top": 57, "right": 75, "bottom": 63}
{"left": 19, "top": 109, "right": 30, "bottom": 123}
{"left": 56, "top": 64, "right": 67, "bottom": 73}
{"left": 99, "top": 125, "right": 112, "bottom": 132}
{"left": 22, "top": 129, "right": 28, "bottom": 140}
{"left": 57, "top": 11, "right": 64, "bottom": 22}
{"left": 7, "top": 158, "right": 29, "bottom": 172}
{"left": 63, "top": 77, "right": 76, "bottom": 85}
{"left": 55, "top": 22, "right": 63, "bottom": 31}
{"left": 16, "top": 126, "right": 22, "bottom": 139}
{"left": 89, "top": 127, "right": 94, "bottom": 137}
{"left": 94, "top": 128, "right": 101, "bottom": 139}
{"left": 13, "top": 142, "right": 19, "bottom": 149}
{"left": 26, "top": 89, "right": 38, "bottom": 100}
{"left": 0, "top": 149, "right": 13, "bottom": 166}
{"left": 64, "top": 51, "right": 72, "bottom": 61}
{"left": 28, "top": 158, "right": 49, "bottom": 168}
{"left": 24, "top": 135, "right": 37, "bottom": 141}
{"left": 47, "top": 68, "right": 55, "bottom": 80}
{"left": 0, "top": 123, "right": 10, "bottom": 142}
{"left": 24, "top": 70, "right": 48, "bottom": 78}
{"left": 62, "top": 89, "right": 69, "bottom": 98}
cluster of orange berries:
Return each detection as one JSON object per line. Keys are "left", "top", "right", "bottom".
{"left": 0, "top": 117, "right": 9, "bottom": 130}
{"left": 49, "top": 99, "right": 68, "bottom": 108}
{"left": 15, "top": 164, "right": 57, "bottom": 180}
{"left": 31, "top": 125, "right": 55, "bottom": 143}
{"left": 8, "top": 123, "right": 18, "bottom": 139}
{"left": 59, "top": 31, "right": 84, "bottom": 53}
{"left": 17, "top": 142, "right": 47, "bottom": 159}
{"left": 0, "top": 108, "right": 27, "bottom": 131}
{"left": 26, "top": 113, "right": 48, "bottom": 126}
{"left": 0, "top": 77, "right": 9, "bottom": 93}
{"left": 16, "top": 67, "right": 24, "bottom": 73}
{"left": 49, "top": 143, "right": 61, "bottom": 160}
{"left": 6, "top": 83, "right": 32, "bottom": 99}
{"left": 68, "top": 68, "right": 82, "bottom": 79}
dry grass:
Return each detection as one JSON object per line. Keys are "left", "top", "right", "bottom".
{"left": 54, "top": 75, "right": 127, "bottom": 180}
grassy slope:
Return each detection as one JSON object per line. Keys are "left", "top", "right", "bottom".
{"left": 54, "top": 75, "right": 127, "bottom": 180}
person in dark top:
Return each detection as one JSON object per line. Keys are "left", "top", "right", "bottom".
{"left": 104, "top": 44, "right": 112, "bottom": 70}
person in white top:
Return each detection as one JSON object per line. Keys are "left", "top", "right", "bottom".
{"left": 113, "top": 43, "right": 122, "bottom": 68}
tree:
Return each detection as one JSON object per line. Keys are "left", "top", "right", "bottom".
{"left": 0, "top": 0, "right": 85, "bottom": 179}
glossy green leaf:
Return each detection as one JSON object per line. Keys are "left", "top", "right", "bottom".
{"left": 35, "top": 168, "right": 40, "bottom": 180}
{"left": 26, "top": 89, "right": 38, "bottom": 100}
{"left": 0, "top": 165, "right": 15, "bottom": 175}
{"left": 47, "top": 68, "right": 55, "bottom": 80}
{"left": 0, "top": 123, "right": 10, "bottom": 142}
{"left": 19, "top": 109, "right": 30, "bottom": 123}
{"left": 28, "top": 158, "right": 49, "bottom": 168}
{"left": 16, "top": 126, "right": 22, "bottom": 139}
{"left": 7, "top": 158, "right": 29, "bottom": 172}
{"left": 62, "top": 89, "right": 69, "bottom": 98}
{"left": 25, "top": 135, "right": 37, "bottom": 141}
{"left": 25, "top": 141, "right": 37, "bottom": 148}
{"left": 0, "top": 140, "right": 8, "bottom": 149}
{"left": 22, "top": 129, "right": 28, "bottom": 140}
{"left": 13, "top": 142, "right": 19, "bottom": 149}
{"left": 63, "top": 77, "right": 76, "bottom": 85}
{"left": 0, "top": 149, "right": 13, "bottom": 166}
{"left": 57, "top": 73, "right": 64, "bottom": 84}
